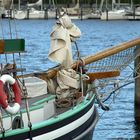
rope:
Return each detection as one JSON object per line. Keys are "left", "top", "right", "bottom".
{"left": 22, "top": 81, "right": 32, "bottom": 140}
{"left": 0, "top": 109, "right": 5, "bottom": 139}
{"left": 19, "top": 51, "right": 32, "bottom": 140}
{"left": 74, "top": 42, "right": 85, "bottom": 96}
{"left": 0, "top": 13, "right": 8, "bottom": 64}
{"left": 56, "top": 98, "right": 72, "bottom": 108}
{"left": 102, "top": 80, "right": 134, "bottom": 103}
{"left": 11, "top": 3, "right": 18, "bottom": 39}
{"left": 0, "top": 18, "right": 4, "bottom": 39}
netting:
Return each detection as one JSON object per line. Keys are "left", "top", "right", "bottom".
{"left": 85, "top": 46, "right": 136, "bottom": 73}
{"left": 75, "top": 45, "right": 138, "bottom": 103}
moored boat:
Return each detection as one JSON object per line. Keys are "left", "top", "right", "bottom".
{"left": 0, "top": 12, "right": 140, "bottom": 140}
{"left": 0, "top": 14, "right": 99, "bottom": 140}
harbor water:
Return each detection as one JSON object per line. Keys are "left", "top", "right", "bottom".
{"left": 1, "top": 18, "right": 140, "bottom": 139}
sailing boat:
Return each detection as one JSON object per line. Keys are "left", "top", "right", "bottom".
{"left": 100, "top": 0, "right": 128, "bottom": 20}
{"left": 0, "top": 1, "right": 5, "bottom": 18}
{"left": 26, "top": 0, "right": 45, "bottom": 19}
{"left": 61, "top": 0, "right": 88, "bottom": 19}
{"left": 0, "top": 0, "right": 11, "bottom": 18}
{"left": 0, "top": 12, "right": 139, "bottom": 139}
{"left": 0, "top": 14, "right": 100, "bottom": 139}
{"left": 13, "top": 0, "right": 56, "bottom": 19}
{"left": 12, "top": 0, "right": 45, "bottom": 19}
{"left": 125, "top": 3, "right": 140, "bottom": 20}
{"left": 11, "top": 0, "right": 43, "bottom": 19}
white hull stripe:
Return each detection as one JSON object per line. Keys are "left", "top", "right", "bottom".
{"left": 32, "top": 104, "right": 95, "bottom": 140}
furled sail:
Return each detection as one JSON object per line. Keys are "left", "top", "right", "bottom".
{"left": 48, "top": 14, "right": 81, "bottom": 68}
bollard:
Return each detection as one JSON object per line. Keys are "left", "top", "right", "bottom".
{"left": 133, "top": 6, "right": 136, "bottom": 20}
{"left": 80, "top": 7, "right": 83, "bottom": 20}
{"left": 44, "top": 8, "right": 48, "bottom": 19}
{"left": 106, "top": 8, "right": 108, "bottom": 21}
{"left": 26, "top": 8, "right": 30, "bottom": 19}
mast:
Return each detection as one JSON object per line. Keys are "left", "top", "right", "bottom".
{"left": 18, "top": 0, "right": 20, "bottom": 10}
{"left": 11, "top": 0, "right": 13, "bottom": 9}
{"left": 41, "top": 0, "right": 43, "bottom": 10}
{"left": 99, "top": 0, "right": 104, "bottom": 12}
{"left": 112, "top": 0, "right": 115, "bottom": 10}
{"left": 75, "top": 0, "right": 79, "bottom": 8}
{"left": 52, "top": 0, "right": 55, "bottom": 9}
{"left": 118, "top": 0, "right": 120, "bottom": 9}
{"left": 95, "top": 0, "right": 98, "bottom": 11}
{"left": 130, "top": 0, "right": 133, "bottom": 9}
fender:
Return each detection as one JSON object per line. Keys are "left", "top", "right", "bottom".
{"left": 0, "top": 74, "right": 21, "bottom": 115}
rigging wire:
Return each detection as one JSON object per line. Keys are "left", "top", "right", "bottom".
{"left": 0, "top": 108, "right": 5, "bottom": 139}
{"left": 74, "top": 41, "right": 84, "bottom": 96}
{"left": 19, "top": 52, "right": 33, "bottom": 140}
{"left": 0, "top": 13, "right": 8, "bottom": 64}
{"left": 96, "top": 60, "right": 140, "bottom": 122}
{"left": 12, "top": 4, "right": 18, "bottom": 39}
{"left": 0, "top": 18, "right": 4, "bottom": 39}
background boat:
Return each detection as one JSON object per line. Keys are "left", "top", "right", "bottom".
{"left": 0, "top": 0, "right": 11, "bottom": 17}
{"left": 100, "top": 0, "right": 132, "bottom": 20}
{"left": 126, "top": 5, "right": 140, "bottom": 20}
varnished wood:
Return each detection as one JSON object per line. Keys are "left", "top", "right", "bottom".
{"left": 86, "top": 70, "right": 120, "bottom": 83}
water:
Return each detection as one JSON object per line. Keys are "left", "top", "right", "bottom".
{"left": 1, "top": 19, "right": 140, "bottom": 139}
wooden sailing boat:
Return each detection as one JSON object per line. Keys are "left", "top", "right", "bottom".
{"left": 0, "top": 13, "right": 139, "bottom": 139}
{"left": 0, "top": 14, "right": 99, "bottom": 140}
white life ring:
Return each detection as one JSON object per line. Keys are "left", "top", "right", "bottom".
{"left": 0, "top": 74, "right": 21, "bottom": 115}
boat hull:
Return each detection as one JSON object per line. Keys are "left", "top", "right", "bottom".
{"left": 1, "top": 96, "right": 98, "bottom": 140}
{"left": 101, "top": 10, "right": 127, "bottom": 20}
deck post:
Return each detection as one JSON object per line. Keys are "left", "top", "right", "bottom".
{"left": 80, "top": 6, "right": 83, "bottom": 20}
{"left": 26, "top": 8, "right": 30, "bottom": 19}
{"left": 134, "top": 45, "right": 140, "bottom": 124}
{"left": 44, "top": 8, "right": 48, "bottom": 19}
{"left": 133, "top": 6, "right": 136, "bottom": 20}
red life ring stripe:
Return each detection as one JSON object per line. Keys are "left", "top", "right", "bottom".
{"left": 0, "top": 80, "right": 8, "bottom": 109}
{"left": 12, "top": 82, "right": 21, "bottom": 104}
{"left": 0, "top": 75, "right": 21, "bottom": 110}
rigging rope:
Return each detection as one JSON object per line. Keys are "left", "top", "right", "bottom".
{"left": 94, "top": 53, "right": 140, "bottom": 121}
{"left": 19, "top": 52, "right": 33, "bottom": 140}
{"left": 0, "top": 109, "right": 5, "bottom": 139}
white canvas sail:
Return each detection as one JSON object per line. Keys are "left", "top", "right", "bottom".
{"left": 48, "top": 15, "right": 81, "bottom": 68}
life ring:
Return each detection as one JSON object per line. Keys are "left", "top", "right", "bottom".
{"left": 0, "top": 74, "right": 21, "bottom": 115}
